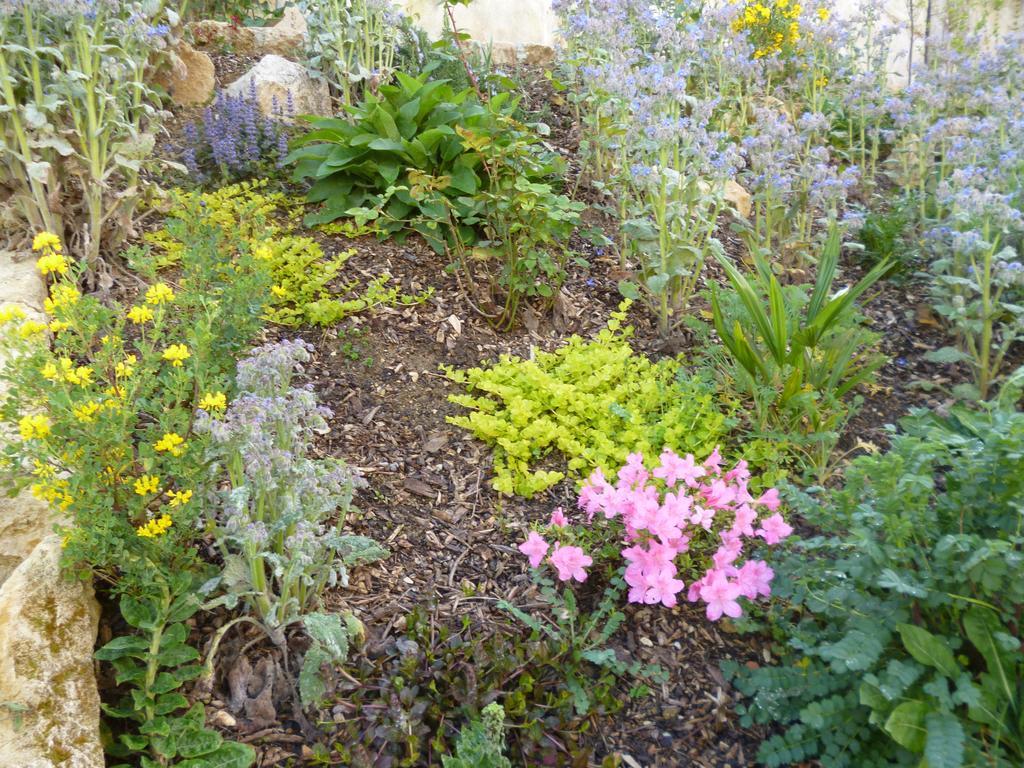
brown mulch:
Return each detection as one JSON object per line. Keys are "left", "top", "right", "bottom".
{"left": 98, "top": 53, "right": 992, "bottom": 768}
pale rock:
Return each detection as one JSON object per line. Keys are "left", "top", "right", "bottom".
{"left": 251, "top": 6, "right": 309, "bottom": 57}
{"left": 0, "top": 494, "right": 55, "bottom": 587}
{"left": 523, "top": 43, "right": 555, "bottom": 66}
{"left": 156, "top": 41, "right": 215, "bottom": 106}
{"left": 724, "top": 179, "right": 752, "bottom": 219}
{"left": 0, "top": 251, "right": 47, "bottom": 313}
{"left": 0, "top": 536, "right": 102, "bottom": 768}
{"left": 188, "top": 19, "right": 258, "bottom": 54}
{"left": 486, "top": 41, "right": 518, "bottom": 67}
{"left": 226, "top": 55, "right": 331, "bottom": 119}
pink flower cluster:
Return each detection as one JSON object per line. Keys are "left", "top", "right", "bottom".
{"left": 517, "top": 448, "right": 792, "bottom": 621}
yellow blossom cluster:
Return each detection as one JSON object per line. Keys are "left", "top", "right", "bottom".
{"left": 33, "top": 232, "right": 68, "bottom": 277}
{"left": 198, "top": 391, "right": 227, "bottom": 412}
{"left": 162, "top": 344, "right": 191, "bottom": 367}
{"left": 137, "top": 513, "right": 173, "bottom": 538}
{"left": 154, "top": 432, "right": 186, "bottom": 456}
{"left": 127, "top": 305, "right": 154, "bottom": 324}
{"left": 41, "top": 357, "right": 94, "bottom": 386}
{"left": 732, "top": 0, "right": 811, "bottom": 59}
{"left": 166, "top": 489, "right": 192, "bottom": 507}
{"left": 134, "top": 474, "right": 161, "bottom": 496}
{"left": 18, "top": 414, "right": 51, "bottom": 440}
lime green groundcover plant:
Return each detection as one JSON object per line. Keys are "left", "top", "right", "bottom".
{"left": 445, "top": 300, "right": 786, "bottom": 497}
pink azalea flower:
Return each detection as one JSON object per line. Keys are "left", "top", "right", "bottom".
{"left": 578, "top": 468, "right": 613, "bottom": 520}
{"left": 700, "top": 571, "right": 743, "bottom": 621}
{"left": 617, "top": 452, "right": 649, "bottom": 488}
{"left": 755, "top": 488, "right": 781, "bottom": 511}
{"left": 549, "top": 544, "right": 593, "bottom": 582}
{"left": 690, "top": 504, "right": 716, "bottom": 530}
{"left": 731, "top": 503, "right": 757, "bottom": 538}
{"left": 712, "top": 531, "right": 743, "bottom": 569}
{"left": 735, "top": 560, "right": 774, "bottom": 599}
{"left": 724, "top": 460, "right": 750, "bottom": 484}
{"left": 703, "top": 478, "right": 737, "bottom": 509}
{"left": 756, "top": 513, "right": 793, "bottom": 545}
{"left": 653, "top": 448, "right": 706, "bottom": 488}
{"left": 549, "top": 507, "right": 568, "bottom": 527}
{"left": 518, "top": 531, "right": 549, "bottom": 568}
{"left": 703, "top": 446, "right": 724, "bottom": 475}
{"left": 643, "top": 569, "right": 686, "bottom": 608}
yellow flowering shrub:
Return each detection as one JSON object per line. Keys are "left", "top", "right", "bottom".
{"left": 144, "top": 180, "right": 431, "bottom": 328}
{"left": 0, "top": 219, "right": 269, "bottom": 583}
{"left": 731, "top": 0, "right": 808, "bottom": 59}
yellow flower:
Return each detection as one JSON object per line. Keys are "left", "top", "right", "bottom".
{"left": 17, "top": 320, "right": 47, "bottom": 338}
{"left": 36, "top": 252, "right": 68, "bottom": 277}
{"left": 271, "top": 285, "right": 288, "bottom": 298}
{"left": 134, "top": 474, "right": 161, "bottom": 496}
{"left": 154, "top": 432, "right": 185, "bottom": 456}
{"left": 162, "top": 344, "right": 191, "bottom": 367}
{"left": 0, "top": 305, "right": 26, "bottom": 325}
{"left": 198, "top": 391, "right": 227, "bottom": 412}
{"left": 64, "top": 363, "right": 94, "bottom": 387}
{"left": 817, "top": 7, "right": 829, "bottom": 20}
{"left": 44, "top": 285, "right": 80, "bottom": 314}
{"left": 127, "top": 305, "right": 154, "bottom": 324}
{"left": 48, "top": 319, "right": 70, "bottom": 333}
{"left": 19, "top": 414, "right": 52, "bottom": 440}
{"left": 32, "top": 232, "right": 62, "bottom": 253}
{"left": 254, "top": 244, "right": 273, "bottom": 260}
{"left": 72, "top": 401, "right": 101, "bottom": 423}
{"left": 136, "top": 513, "right": 173, "bottom": 538}
{"left": 166, "top": 489, "right": 192, "bottom": 507}
{"left": 145, "top": 283, "right": 175, "bottom": 306}
{"left": 115, "top": 355, "right": 137, "bottom": 379}
{"left": 40, "top": 361, "right": 59, "bottom": 380}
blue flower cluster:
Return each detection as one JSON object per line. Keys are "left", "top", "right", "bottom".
{"left": 181, "top": 81, "right": 292, "bottom": 185}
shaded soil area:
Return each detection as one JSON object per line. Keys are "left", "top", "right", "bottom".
{"left": 98, "top": 53, "right": 990, "bottom": 768}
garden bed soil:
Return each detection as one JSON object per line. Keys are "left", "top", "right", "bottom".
{"left": 105, "top": 55, "right": 987, "bottom": 767}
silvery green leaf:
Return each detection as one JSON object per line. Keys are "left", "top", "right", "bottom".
{"left": 22, "top": 104, "right": 47, "bottom": 130}
{"left": 302, "top": 612, "right": 350, "bottom": 663}
{"left": 30, "top": 136, "right": 75, "bottom": 156}
{"left": 25, "top": 161, "right": 50, "bottom": 182}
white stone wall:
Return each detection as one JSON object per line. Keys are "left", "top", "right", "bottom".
{"left": 398, "top": 0, "right": 559, "bottom": 47}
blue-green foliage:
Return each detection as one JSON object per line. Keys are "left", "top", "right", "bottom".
{"left": 442, "top": 702, "right": 512, "bottom": 768}
{"left": 726, "top": 403, "right": 1024, "bottom": 767}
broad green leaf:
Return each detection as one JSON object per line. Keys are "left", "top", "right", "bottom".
{"left": 896, "top": 624, "right": 959, "bottom": 678}
{"left": 884, "top": 700, "right": 929, "bottom": 752}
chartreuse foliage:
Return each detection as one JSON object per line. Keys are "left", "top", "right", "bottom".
{"left": 96, "top": 570, "right": 255, "bottom": 768}
{"left": 445, "top": 301, "right": 788, "bottom": 496}
{"left": 144, "top": 180, "right": 430, "bottom": 327}
{"left": 725, "top": 402, "right": 1024, "bottom": 767}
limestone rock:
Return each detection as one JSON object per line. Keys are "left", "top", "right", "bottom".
{"left": 0, "top": 493, "right": 55, "bottom": 587}
{"left": 156, "top": 41, "right": 215, "bottom": 106}
{"left": 226, "top": 55, "right": 331, "bottom": 119}
{"left": 252, "top": 6, "right": 309, "bottom": 57}
{"left": 725, "top": 179, "right": 752, "bottom": 219}
{"left": 523, "top": 43, "right": 555, "bottom": 66}
{"left": 0, "top": 535, "right": 102, "bottom": 768}
{"left": 0, "top": 251, "right": 47, "bottom": 314}
{"left": 189, "top": 7, "right": 308, "bottom": 58}
{"left": 486, "top": 41, "right": 518, "bottom": 67}
{"left": 188, "top": 19, "right": 258, "bottom": 54}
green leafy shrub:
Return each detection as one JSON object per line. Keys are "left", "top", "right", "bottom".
{"left": 445, "top": 300, "right": 786, "bottom": 496}
{"left": 725, "top": 402, "right": 1024, "bottom": 767}
{"left": 287, "top": 72, "right": 493, "bottom": 230}
{"left": 145, "top": 181, "right": 431, "bottom": 327}
{"left": 97, "top": 571, "right": 255, "bottom": 768}
{"left": 443, "top": 702, "right": 512, "bottom": 768}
